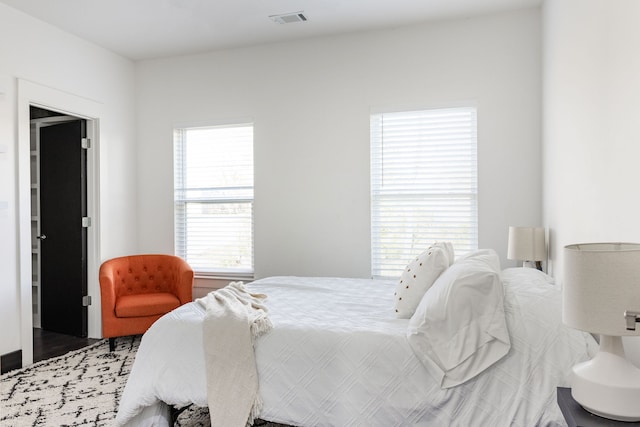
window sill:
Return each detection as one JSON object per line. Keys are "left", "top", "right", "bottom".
{"left": 194, "top": 273, "right": 254, "bottom": 281}
{"left": 192, "top": 274, "right": 255, "bottom": 300}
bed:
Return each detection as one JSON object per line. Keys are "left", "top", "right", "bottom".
{"left": 116, "top": 252, "right": 597, "bottom": 427}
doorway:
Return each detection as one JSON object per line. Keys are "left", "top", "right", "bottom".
{"left": 18, "top": 78, "right": 102, "bottom": 368}
{"left": 30, "top": 106, "right": 88, "bottom": 337}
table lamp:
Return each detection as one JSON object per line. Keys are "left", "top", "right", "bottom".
{"left": 507, "top": 226, "right": 546, "bottom": 270}
{"left": 564, "top": 243, "right": 640, "bottom": 421}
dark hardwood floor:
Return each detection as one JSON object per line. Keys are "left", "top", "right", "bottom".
{"left": 1, "top": 328, "right": 100, "bottom": 374}
{"left": 33, "top": 328, "right": 100, "bottom": 362}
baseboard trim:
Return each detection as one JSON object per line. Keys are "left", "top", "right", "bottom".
{"left": 1, "top": 349, "right": 22, "bottom": 374}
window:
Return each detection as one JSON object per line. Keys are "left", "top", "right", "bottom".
{"left": 174, "top": 123, "right": 254, "bottom": 275}
{"left": 370, "top": 107, "right": 478, "bottom": 278}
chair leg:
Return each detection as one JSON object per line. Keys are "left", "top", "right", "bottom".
{"left": 109, "top": 337, "right": 116, "bottom": 352}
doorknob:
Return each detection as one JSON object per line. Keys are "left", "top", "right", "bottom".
{"left": 37, "top": 234, "right": 47, "bottom": 240}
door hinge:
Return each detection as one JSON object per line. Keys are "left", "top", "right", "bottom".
{"left": 81, "top": 138, "right": 91, "bottom": 149}
{"left": 82, "top": 295, "right": 92, "bottom": 306}
{"left": 82, "top": 217, "right": 91, "bottom": 227}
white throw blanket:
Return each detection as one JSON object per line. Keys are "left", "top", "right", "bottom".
{"left": 196, "top": 282, "right": 272, "bottom": 427}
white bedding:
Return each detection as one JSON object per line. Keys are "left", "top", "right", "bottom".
{"left": 116, "top": 269, "right": 596, "bottom": 427}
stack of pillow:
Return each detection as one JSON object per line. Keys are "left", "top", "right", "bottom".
{"left": 396, "top": 244, "right": 511, "bottom": 388}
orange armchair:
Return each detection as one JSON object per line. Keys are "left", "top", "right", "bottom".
{"left": 99, "top": 254, "right": 194, "bottom": 351}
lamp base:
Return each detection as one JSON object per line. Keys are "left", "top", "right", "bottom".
{"left": 571, "top": 335, "right": 640, "bottom": 422}
{"left": 521, "top": 260, "right": 543, "bottom": 271}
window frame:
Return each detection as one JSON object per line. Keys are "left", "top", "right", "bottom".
{"left": 370, "top": 105, "right": 478, "bottom": 279}
{"left": 173, "top": 121, "right": 255, "bottom": 278}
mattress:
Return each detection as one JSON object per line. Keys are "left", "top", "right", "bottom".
{"left": 116, "top": 269, "right": 596, "bottom": 427}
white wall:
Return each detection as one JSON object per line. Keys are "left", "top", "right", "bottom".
{"left": 136, "top": 8, "right": 542, "bottom": 279}
{"left": 0, "top": 4, "right": 137, "bottom": 357}
{"left": 542, "top": 0, "right": 640, "bottom": 278}
{"left": 542, "top": 0, "right": 640, "bottom": 361}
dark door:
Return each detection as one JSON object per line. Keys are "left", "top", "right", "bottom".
{"left": 39, "top": 120, "right": 88, "bottom": 337}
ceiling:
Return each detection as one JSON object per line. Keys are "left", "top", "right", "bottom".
{"left": 0, "top": 0, "right": 542, "bottom": 61}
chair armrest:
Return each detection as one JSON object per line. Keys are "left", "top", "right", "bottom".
{"left": 99, "top": 262, "right": 117, "bottom": 319}
{"left": 173, "top": 257, "right": 194, "bottom": 304}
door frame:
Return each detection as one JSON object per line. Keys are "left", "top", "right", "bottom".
{"left": 17, "top": 79, "right": 102, "bottom": 367}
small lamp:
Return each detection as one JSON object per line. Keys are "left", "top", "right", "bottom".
{"left": 507, "top": 226, "right": 546, "bottom": 270}
{"left": 564, "top": 243, "right": 640, "bottom": 421}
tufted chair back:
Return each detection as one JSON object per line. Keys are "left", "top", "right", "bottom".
{"left": 99, "top": 254, "right": 194, "bottom": 351}
{"left": 112, "top": 255, "right": 185, "bottom": 298}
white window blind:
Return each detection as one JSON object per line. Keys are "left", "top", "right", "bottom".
{"left": 174, "top": 124, "right": 254, "bottom": 275}
{"left": 370, "top": 107, "right": 478, "bottom": 278}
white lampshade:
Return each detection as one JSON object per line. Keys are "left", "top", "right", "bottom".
{"left": 564, "top": 243, "right": 640, "bottom": 336}
{"left": 563, "top": 242, "right": 640, "bottom": 422}
{"left": 507, "top": 226, "right": 546, "bottom": 261}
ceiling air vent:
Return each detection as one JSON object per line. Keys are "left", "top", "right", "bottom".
{"left": 270, "top": 12, "right": 308, "bottom": 24}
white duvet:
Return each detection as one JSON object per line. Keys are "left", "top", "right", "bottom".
{"left": 116, "top": 269, "right": 596, "bottom": 427}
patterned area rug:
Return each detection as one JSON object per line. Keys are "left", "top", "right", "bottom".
{"left": 0, "top": 336, "right": 290, "bottom": 427}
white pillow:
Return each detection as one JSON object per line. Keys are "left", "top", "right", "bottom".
{"left": 434, "top": 241, "right": 455, "bottom": 265}
{"left": 393, "top": 242, "right": 454, "bottom": 319}
{"left": 407, "top": 249, "right": 510, "bottom": 388}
